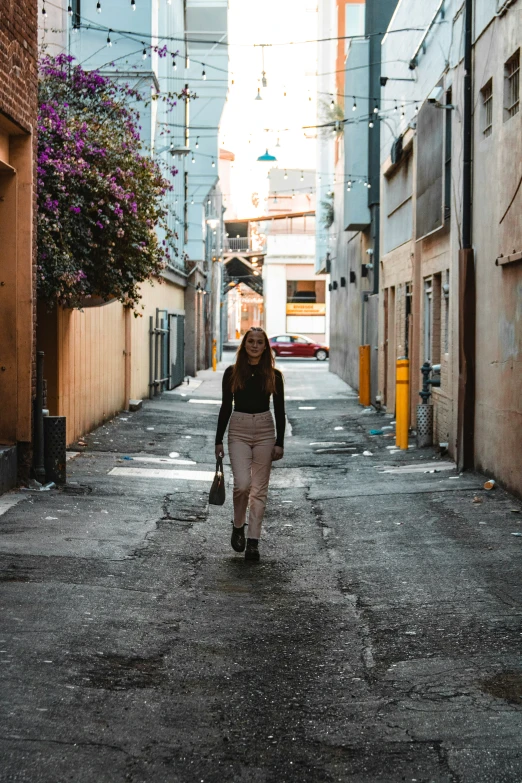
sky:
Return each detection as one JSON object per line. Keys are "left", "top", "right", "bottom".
{"left": 219, "top": 0, "right": 318, "bottom": 218}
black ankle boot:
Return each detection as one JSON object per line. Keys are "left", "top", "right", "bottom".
{"left": 231, "top": 523, "right": 246, "bottom": 553}
{"left": 245, "top": 538, "right": 260, "bottom": 562}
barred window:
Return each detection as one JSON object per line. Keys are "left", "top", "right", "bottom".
{"left": 481, "top": 80, "right": 493, "bottom": 138}
{"left": 505, "top": 50, "right": 520, "bottom": 120}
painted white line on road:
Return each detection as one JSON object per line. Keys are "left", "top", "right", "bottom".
{"left": 0, "top": 493, "right": 26, "bottom": 517}
{"left": 109, "top": 467, "right": 214, "bottom": 481}
{"left": 188, "top": 399, "right": 221, "bottom": 405}
{"left": 123, "top": 456, "right": 196, "bottom": 466}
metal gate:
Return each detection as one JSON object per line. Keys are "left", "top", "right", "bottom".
{"left": 169, "top": 313, "right": 185, "bottom": 389}
{"left": 149, "top": 309, "right": 185, "bottom": 397}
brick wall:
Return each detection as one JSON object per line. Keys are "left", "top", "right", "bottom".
{"left": 0, "top": 0, "right": 38, "bottom": 479}
{"left": 0, "top": 1, "right": 38, "bottom": 132}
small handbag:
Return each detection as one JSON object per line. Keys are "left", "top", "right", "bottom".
{"left": 209, "top": 456, "right": 226, "bottom": 505}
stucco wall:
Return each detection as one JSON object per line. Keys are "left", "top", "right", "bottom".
{"left": 472, "top": 11, "right": 522, "bottom": 494}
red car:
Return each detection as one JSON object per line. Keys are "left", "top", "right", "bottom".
{"left": 269, "top": 334, "right": 329, "bottom": 361}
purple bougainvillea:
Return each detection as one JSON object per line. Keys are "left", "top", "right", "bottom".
{"left": 38, "top": 54, "right": 184, "bottom": 310}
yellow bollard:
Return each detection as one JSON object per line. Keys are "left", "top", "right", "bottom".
{"left": 359, "top": 345, "right": 371, "bottom": 406}
{"left": 212, "top": 339, "right": 217, "bottom": 372}
{"left": 396, "top": 358, "right": 409, "bottom": 449}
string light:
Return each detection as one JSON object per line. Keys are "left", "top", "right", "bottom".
{"left": 42, "top": 3, "right": 47, "bottom": 17}
{"left": 352, "top": 97, "right": 357, "bottom": 111}
{"left": 211, "top": 158, "right": 215, "bottom": 167}
{"left": 284, "top": 170, "right": 288, "bottom": 180}
{"left": 202, "top": 66, "right": 206, "bottom": 80}
{"left": 172, "top": 56, "right": 177, "bottom": 70}
{"left": 394, "top": 102, "right": 398, "bottom": 113}
{"left": 67, "top": 4, "right": 72, "bottom": 15}
{"left": 369, "top": 118, "right": 374, "bottom": 128}
{"left": 131, "top": 0, "right": 136, "bottom": 9}
{"left": 96, "top": 1, "right": 101, "bottom": 13}
{"left": 106, "top": 30, "right": 112, "bottom": 46}
{"left": 142, "top": 46, "right": 147, "bottom": 60}
{"left": 191, "top": 155, "right": 195, "bottom": 164}
{"left": 191, "top": 197, "right": 194, "bottom": 204}
{"left": 300, "top": 171, "right": 304, "bottom": 181}
{"left": 330, "top": 97, "right": 335, "bottom": 107}
{"left": 373, "top": 101, "right": 379, "bottom": 114}
{"left": 401, "top": 104, "right": 405, "bottom": 118}
{"left": 195, "top": 137, "right": 199, "bottom": 149}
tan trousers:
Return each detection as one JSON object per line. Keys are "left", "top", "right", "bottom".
{"left": 228, "top": 410, "right": 275, "bottom": 540}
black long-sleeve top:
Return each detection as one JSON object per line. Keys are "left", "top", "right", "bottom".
{"left": 215, "top": 365, "right": 286, "bottom": 447}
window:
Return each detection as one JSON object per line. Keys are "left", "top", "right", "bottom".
{"left": 444, "top": 89, "right": 452, "bottom": 220}
{"left": 432, "top": 274, "right": 442, "bottom": 366}
{"left": 424, "top": 278, "right": 433, "bottom": 363}
{"left": 481, "top": 79, "right": 493, "bottom": 137}
{"left": 72, "top": 0, "right": 81, "bottom": 28}
{"left": 404, "top": 283, "right": 412, "bottom": 359}
{"left": 416, "top": 100, "right": 444, "bottom": 239}
{"left": 505, "top": 50, "right": 520, "bottom": 120}
{"left": 286, "top": 280, "right": 326, "bottom": 313}
{"left": 384, "top": 151, "right": 413, "bottom": 252}
{"left": 274, "top": 335, "right": 290, "bottom": 343}
{"left": 443, "top": 271, "right": 450, "bottom": 354}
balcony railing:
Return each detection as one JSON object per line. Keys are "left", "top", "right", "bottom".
{"left": 224, "top": 237, "right": 251, "bottom": 252}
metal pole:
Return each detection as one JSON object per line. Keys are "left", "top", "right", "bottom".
{"left": 34, "top": 351, "right": 46, "bottom": 482}
{"left": 395, "top": 358, "right": 410, "bottom": 450}
{"left": 458, "top": 0, "right": 476, "bottom": 471}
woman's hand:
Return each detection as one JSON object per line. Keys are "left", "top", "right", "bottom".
{"left": 215, "top": 444, "right": 225, "bottom": 460}
{"left": 272, "top": 445, "right": 284, "bottom": 461}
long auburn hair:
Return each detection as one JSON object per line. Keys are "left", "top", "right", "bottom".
{"left": 231, "top": 328, "right": 276, "bottom": 394}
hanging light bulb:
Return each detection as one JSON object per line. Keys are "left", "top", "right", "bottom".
{"left": 106, "top": 30, "right": 112, "bottom": 46}
{"left": 347, "top": 180, "right": 352, "bottom": 187}
{"left": 394, "top": 102, "right": 398, "bottom": 113}
{"left": 195, "top": 137, "right": 199, "bottom": 149}
{"left": 373, "top": 101, "right": 379, "bottom": 114}
{"left": 67, "top": 4, "right": 72, "bottom": 15}
{"left": 131, "top": 0, "right": 136, "bottom": 9}
{"left": 191, "top": 197, "right": 194, "bottom": 205}
{"left": 211, "top": 158, "right": 215, "bottom": 168}
{"left": 202, "top": 66, "right": 206, "bottom": 80}
{"left": 367, "top": 182, "right": 371, "bottom": 189}
{"left": 284, "top": 170, "right": 288, "bottom": 180}
{"left": 207, "top": 198, "right": 211, "bottom": 206}
{"left": 401, "top": 104, "right": 405, "bottom": 118}
{"left": 191, "top": 155, "right": 195, "bottom": 164}
{"left": 142, "top": 47, "right": 147, "bottom": 60}
{"left": 291, "top": 190, "right": 295, "bottom": 199}
{"left": 352, "top": 97, "right": 357, "bottom": 111}
{"left": 369, "top": 118, "right": 374, "bottom": 128}
{"left": 42, "top": 3, "right": 47, "bottom": 17}
{"left": 330, "top": 97, "right": 335, "bottom": 108}
{"left": 96, "top": 1, "right": 101, "bottom": 13}
{"left": 347, "top": 184, "right": 351, "bottom": 192}
{"left": 300, "top": 171, "right": 304, "bottom": 181}
{"left": 172, "top": 56, "right": 177, "bottom": 70}
{"left": 255, "top": 87, "right": 262, "bottom": 101}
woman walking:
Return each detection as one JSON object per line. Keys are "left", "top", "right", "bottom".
{"left": 215, "top": 328, "right": 285, "bottom": 561}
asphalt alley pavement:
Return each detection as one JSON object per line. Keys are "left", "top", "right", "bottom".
{"left": 1, "top": 352, "right": 521, "bottom": 782}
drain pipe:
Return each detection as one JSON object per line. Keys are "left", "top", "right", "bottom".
{"left": 457, "top": 0, "right": 475, "bottom": 471}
